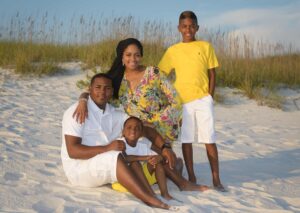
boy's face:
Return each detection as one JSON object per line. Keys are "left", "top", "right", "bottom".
{"left": 123, "top": 118, "right": 143, "bottom": 147}
{"left": 178, "top": 18, "right": 199, "bottom": 42}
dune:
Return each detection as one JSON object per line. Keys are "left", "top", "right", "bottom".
{"left": 0, "top": 62, "right": 299, "bottom": 212}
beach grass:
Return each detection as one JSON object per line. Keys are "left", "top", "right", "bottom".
{"left": 0, "top": 13, "right": 299, "bottom": 106}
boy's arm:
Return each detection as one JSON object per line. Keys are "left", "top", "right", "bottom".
{"left": 208, "top": 68, "right": 216, "bottom": 98}
{"left": 122, "top": 152, "right": 151, "bottom": 163}
{"left": 73, "top": 92, "right": 90, "bottom": 124}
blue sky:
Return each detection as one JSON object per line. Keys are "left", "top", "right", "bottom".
{"left": 1, "top": 0, "right": 299, "bottom": 49}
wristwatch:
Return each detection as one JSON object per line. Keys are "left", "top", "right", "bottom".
{"left": 161, "top": 143, "right": 172, "bottom": 151}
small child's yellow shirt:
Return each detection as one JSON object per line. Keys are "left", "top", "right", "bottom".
{"left": 158, "top": 41, "right": 219, "bottom": 103}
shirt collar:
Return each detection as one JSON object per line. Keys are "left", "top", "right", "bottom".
{"left": 87, "top": 96, "right": 113, "bottom": 115}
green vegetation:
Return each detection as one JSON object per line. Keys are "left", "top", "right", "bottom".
{"left": 0, "top": 14, "right": 299, "bottom": 108}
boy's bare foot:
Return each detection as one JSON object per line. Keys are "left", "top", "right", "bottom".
{"left": 162, "top": 193, "right": 173, "bottom": 201}
{"left": 180, "top": 181, "right": 210, "bottom": 192}
{"left": 214, "top": 184, "right": 227, "bottom": 192}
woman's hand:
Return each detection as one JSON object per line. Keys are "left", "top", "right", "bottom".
{"left": 147, "top": 155, "right": 163, "bottom": 167}
{"left": 161, "top": 148, "right": 176, "bottom": 169}
{"left": 73, "top": 99, "right": 88, "bottom": 124}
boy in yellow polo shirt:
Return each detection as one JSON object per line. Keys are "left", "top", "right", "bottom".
{"left": 158, "top": 11, "right": 226, "bottom": 192}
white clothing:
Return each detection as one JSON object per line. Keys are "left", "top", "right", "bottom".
{"left": 180, "top": 95, "right": 216, "bottom": 144}
{"left": 121, "top": 137, "right": 156, "bottom": 156}
{"left": 61, "top": 97, "right": 128, "bottom": 187}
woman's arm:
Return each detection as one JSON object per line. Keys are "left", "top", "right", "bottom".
{"left": 149, "top": 68, "right": 182, "bottom": 124}
{"left": 143, "top": 126, "right": 176, "bottom": 169}
{"left": 72, "top": 92, "right": 89, "bottom": 124}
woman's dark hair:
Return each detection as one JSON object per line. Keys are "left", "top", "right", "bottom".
{"left": 106, "top": 38, "right": 143, "bottom": 99}
{"left": 179, "top": 11, "right": 198, "bottom": 25}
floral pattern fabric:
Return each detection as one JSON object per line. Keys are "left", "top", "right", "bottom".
{"left": 118, "top": 66, "right": 182, "bottom": 142}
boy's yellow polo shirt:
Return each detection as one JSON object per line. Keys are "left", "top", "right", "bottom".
{"left": 158, "top": 41, "right": 219, "bottom": 103}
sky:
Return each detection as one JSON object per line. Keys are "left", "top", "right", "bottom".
{"left": 0, "top": 0, "right": 300, "bottom": 50}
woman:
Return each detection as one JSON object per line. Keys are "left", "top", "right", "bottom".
{"left": 75, "top": 38, "right": 182, "bottom": 143}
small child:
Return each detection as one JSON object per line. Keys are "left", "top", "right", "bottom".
{"left": 112, "top": 116, "right": 174, "bottom": 200}
{"left": 158, "top": 11, "right": 225, "bottom": 191}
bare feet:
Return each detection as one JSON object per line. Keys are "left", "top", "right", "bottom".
{"left": 214, "top": 184, "right": 227, "bottom": 192}
{"left": 162, "top": 193, "right": 173, "bottom": 201}
{"left": 179, "top": 181, "right": 209, "bottom": 192}
{"left": 145, "top": 197, "right": 170, "bottom": 210}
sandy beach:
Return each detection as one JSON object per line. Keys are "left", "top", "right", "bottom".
{"left": 0, "top": 62, "right": 299, "bottom": 212}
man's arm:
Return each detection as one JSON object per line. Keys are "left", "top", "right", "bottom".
{"left": 65, "top": 135, "right": 125, "bottom": 159}
{"left": 142, "top": 126, "right": 176, "bottom": 169}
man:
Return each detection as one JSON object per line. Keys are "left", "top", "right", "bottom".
{"left": 61, "top": 73, "right": 177, "bottom": 209}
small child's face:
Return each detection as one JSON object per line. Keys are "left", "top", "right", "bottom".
{"left": 123, "top": 118, "right": 143, "bottom": 147}
{"left": 178, "top": 18, "right": 199, "bottom": 42}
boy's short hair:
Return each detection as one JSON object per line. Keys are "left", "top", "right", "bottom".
{"left": 179, "top": 11, "right": 198, "bottom": 25}
{"left": 123, "top": 116, "right": 143, "bottom": 128}
{"left": 90, "top": 73, "right": 112, "bottom": 85}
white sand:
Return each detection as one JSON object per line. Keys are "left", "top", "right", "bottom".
{"left": 0, "top": 62, "right": 299, "bottom": 213}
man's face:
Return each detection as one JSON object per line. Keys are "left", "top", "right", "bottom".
{"left": 123, "top": 118, "right": 143, "bottom": 147}
{"left": 178, "top": 18, "right": 199, "bottom": 42}
{"left": 89, "top": 77, "right": 113, "bottom": 109}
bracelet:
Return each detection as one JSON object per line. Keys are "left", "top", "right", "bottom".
{"left": 161, "top": 143, "right": 172, "bottom": 151}
{"left": 79, "top": 98, "right": 88, "bottom": 102}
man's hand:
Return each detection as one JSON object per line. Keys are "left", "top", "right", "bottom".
{"left": 161, "top": 148, "right": 176, "bottom": 169}
{"left": 108, "top": 140, "right": 126, "bottom": 152}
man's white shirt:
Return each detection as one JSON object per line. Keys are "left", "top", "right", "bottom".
{"left": 61, "top": 97, "right": 128, "bottom": 177}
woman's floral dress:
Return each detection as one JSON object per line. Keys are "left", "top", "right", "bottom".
{"left": 118, "top": 66, "right": 182, "bottom": 142}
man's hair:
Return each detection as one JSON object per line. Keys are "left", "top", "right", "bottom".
{"left": 123, "top": 116, "right": 143, "bottom": 129}
{"left": 179, "top": 11, "right": 198, "bottom": 25}
{"left": 90, "top": 73, "right": 112, "bottom": 86}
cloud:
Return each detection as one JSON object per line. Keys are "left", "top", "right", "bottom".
{"left": 205, "top": 2, "right": 300, "bottom": 50}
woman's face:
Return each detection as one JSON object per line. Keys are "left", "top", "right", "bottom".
{"left": 122, "top": 44, "right": 142, "bottom": 70}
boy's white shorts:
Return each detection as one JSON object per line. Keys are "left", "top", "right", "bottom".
{"left": 66, "top": 151, "right": 120, "bottom": 187}
{"left": 180, "top": 95, "right": 216, "bottom": 144}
